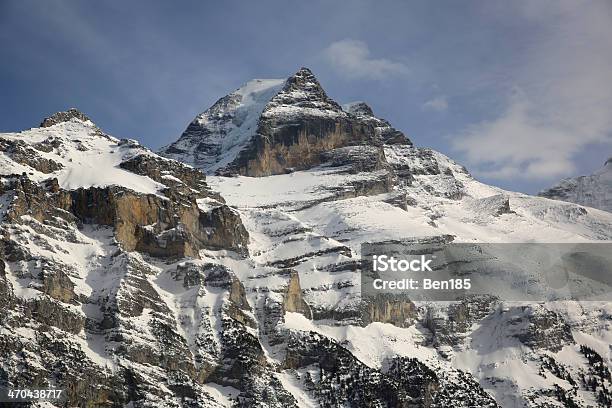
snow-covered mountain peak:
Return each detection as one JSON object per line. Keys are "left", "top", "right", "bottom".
{"left": 39, "top": 107, "right": 94, "bottom": 128}
{"left": 261, "top": 67, "right": 344, "bottom": 119}
{"left": 159, "top": 67, "right": 350, "bottom": 174}
{"left": 0, "top": 117, "right": 176, "bottom": 195}
{"left": 160, "top": 68, "right": 412, "bottom": 175}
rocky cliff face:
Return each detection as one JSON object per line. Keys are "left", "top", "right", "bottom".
{"left": 3, "top": 136, "right": 248, "bottom": 260}
{"left": 3, "top": 73, "right": 612, "bottom": 408}
{"left": 0, "top": 112, "right": 257, "bottom": 407}
{"left": 539, "top": 158, "right": 612, "bottom": 213}
{"left": 343, "top": 101, "right": 410, "bottom": 145}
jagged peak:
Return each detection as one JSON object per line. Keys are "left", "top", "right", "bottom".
{"left": 343, "top": 100, "right": 411, "bottom": 145}
{"left": 282, "top": 67, "right": 326, "bottom": 93}
{"left": 234, "top": 68, "right": 319, "bottom": 98}
{"left": 343, "top": 101, "right": 375, "bottom": 117}
{"left": 263, "top": 67, "right": 344, "bottom": 117}
{"left": 40, "top": 108, "right": 93, "bottom": 128}
{"left": 295, "top": 66, "right": 314, "bottom": 75}
{"left": 289, "top": 66, "right": 315, "bottom": 81}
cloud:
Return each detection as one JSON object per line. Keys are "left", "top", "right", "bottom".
{"left": 454, "top": 95, "right": 578, "bottom": 180}
{"left": 452, "top": 0, "right": 612, "bottom": 181}
{"left": 323, "top": 39, "right": 409, "bottom": 80}
{"left": 423, "top": 96, "right": 448, "bottom": 112}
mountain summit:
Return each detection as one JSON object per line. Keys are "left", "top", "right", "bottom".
{"left": 39, "top": 108, "right": 93, "bottom": 128}
{"left": 159, "top": 67, "right": 410, "bottom": 176}
{"left": 539, "top": 157, "right": 612, "bottom": 212}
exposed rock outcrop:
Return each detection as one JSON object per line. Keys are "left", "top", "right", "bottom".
{"left": 320, "top": 145, "right": 389, "bottom": 174}
{"left": 5, "top": 172, "right": 248, "bottom": 259}
{"left": 284, "top": 331, "right": 497, "bottom": 407}
{"left": 469, "top": 194, "right": 512, "bottom": 216}
{"left": 40, "top": 263, "right": 78, "bottom": 304}
{"left": 344, "top": 101, "right": 411, "bottom": 145}
{"left": 283, "top": 270, "right": 312, "bottom": 319}
{"left": 24, "top": 296, "right": 85, "bottom": 334}
{"left": 513, "top": 305, "right": 574, "bottom": 352}
{"left": 363, "top": 293, "right": 416, "bottom": 328}
{"left": 0, "top": 138, "right": 64, "bottom": 174}
{"left": 40, "top": 108, "right": 92, "bottom": 128}
{"left": 424, "top": 295, "right": 499, "bottom": 346}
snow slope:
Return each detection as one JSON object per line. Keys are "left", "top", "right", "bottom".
{"left": 206, "top": 145, "right": 612, "bottom": 407}
{"left": 159, "top": 78, "right": 285, "bottom": 173}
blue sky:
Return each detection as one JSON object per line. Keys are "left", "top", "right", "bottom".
{"left": 1, "top": 0, "right": 611, "bottom": 193}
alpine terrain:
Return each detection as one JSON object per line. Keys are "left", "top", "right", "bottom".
{"left": 539, "top": 158, "right": 612, "bottom": 213}
{"left": 1, "top": 68, "right": 612, "bottom": 407}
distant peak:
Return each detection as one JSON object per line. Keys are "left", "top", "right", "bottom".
{"left": 605, "top": 157, "right": 612, "bottom": 167}
{"left": 343, "top": 101, "right": 374, "bottom": 117}
{"left": 40, "top": 108, "right": 92, "bottom": 128}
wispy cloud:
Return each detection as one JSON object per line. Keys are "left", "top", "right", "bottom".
{"left": 323, "top": 39, "right": 409, "bottom": 80}
{"left": 454, "top": 94, "right": 577, "bottom": 180}
{"left": 452, "top": 0, "right": 612, "bottom": 181}
{"left": 423, "top": 96, "right": 448, "bottom": 112}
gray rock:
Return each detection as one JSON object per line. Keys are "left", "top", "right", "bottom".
{"left": 39, "top": 108, "right": 92, "bottom": 127}
{"left": 344, "top": 101, "right": 411, "bottom": 145}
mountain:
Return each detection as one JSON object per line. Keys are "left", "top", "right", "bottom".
{"left": 159, "top": 68, "right": 410, "bottom": 176}
{"left": 1, "top": 70, "right": 612, "bottom": 407}
{"left": 539, "top": 158, "right": 612, "bottom": 213}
